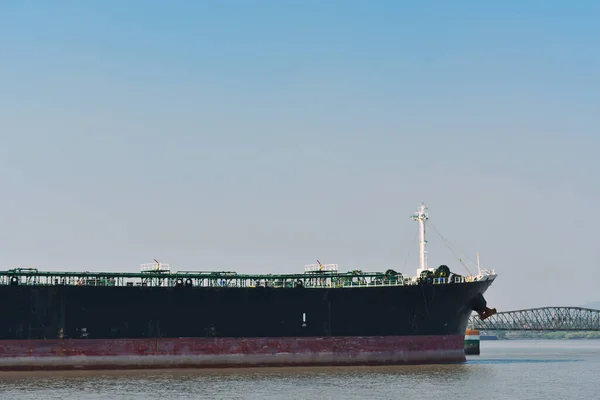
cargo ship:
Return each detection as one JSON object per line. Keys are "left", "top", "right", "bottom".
{"left": 0, "top": 204, "right": 497, "bottom": 370}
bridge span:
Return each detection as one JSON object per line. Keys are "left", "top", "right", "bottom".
{"left": 469, "top": 307, "right": 600, "bottom": 331}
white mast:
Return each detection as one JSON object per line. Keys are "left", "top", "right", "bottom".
{"left": 411, "top": 203, "right": 429, "bottom": 277}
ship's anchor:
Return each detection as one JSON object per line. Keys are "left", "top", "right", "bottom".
{"left": 477, "top": 307, "right": 497, "bottom": 321}
{"left": 470, "top": 293, "right": 497, "bottom": 321}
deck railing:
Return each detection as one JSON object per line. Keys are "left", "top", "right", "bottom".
{"left": 0, "top": 269, "right": 496, "bottom": 289}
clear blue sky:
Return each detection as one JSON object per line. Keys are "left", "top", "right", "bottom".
{"left": 1, "top": 1, "right": 599, "bottom": 310}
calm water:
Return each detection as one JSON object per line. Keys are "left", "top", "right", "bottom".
{"left": 0, "top": 340, "right": 598, "bottom": 399}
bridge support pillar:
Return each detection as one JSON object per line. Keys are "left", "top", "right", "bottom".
{"left": 464, "top": 329, "right": 480, "bottom": 355}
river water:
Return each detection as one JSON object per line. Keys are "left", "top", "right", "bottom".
{"left": 0, "top": 340, "right": 598, "bottom": 399}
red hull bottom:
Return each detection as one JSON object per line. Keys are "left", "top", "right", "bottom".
{"left": 0, "top": 335, "right": 465, "bottom": 371}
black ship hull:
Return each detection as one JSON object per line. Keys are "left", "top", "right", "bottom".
{"left": 0, "top": 279, "right": 494, "bottom": 370}
{"left": 1, "top": 280, "right": 493, "bottom": 340}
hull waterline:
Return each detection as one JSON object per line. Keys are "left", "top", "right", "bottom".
{"left": 0, "top": 335, "right": 466, "bottom": 371}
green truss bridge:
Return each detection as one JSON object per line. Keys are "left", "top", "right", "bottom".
{"left": 469, "top": 307, "right": 600, "bottom": 331}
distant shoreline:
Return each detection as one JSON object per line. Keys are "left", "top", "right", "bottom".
{"left": 484, "top": 332, "right": 600, "bottom": 340}
{"left": 498, "top": 337, "right": 600, "bottom": 340}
